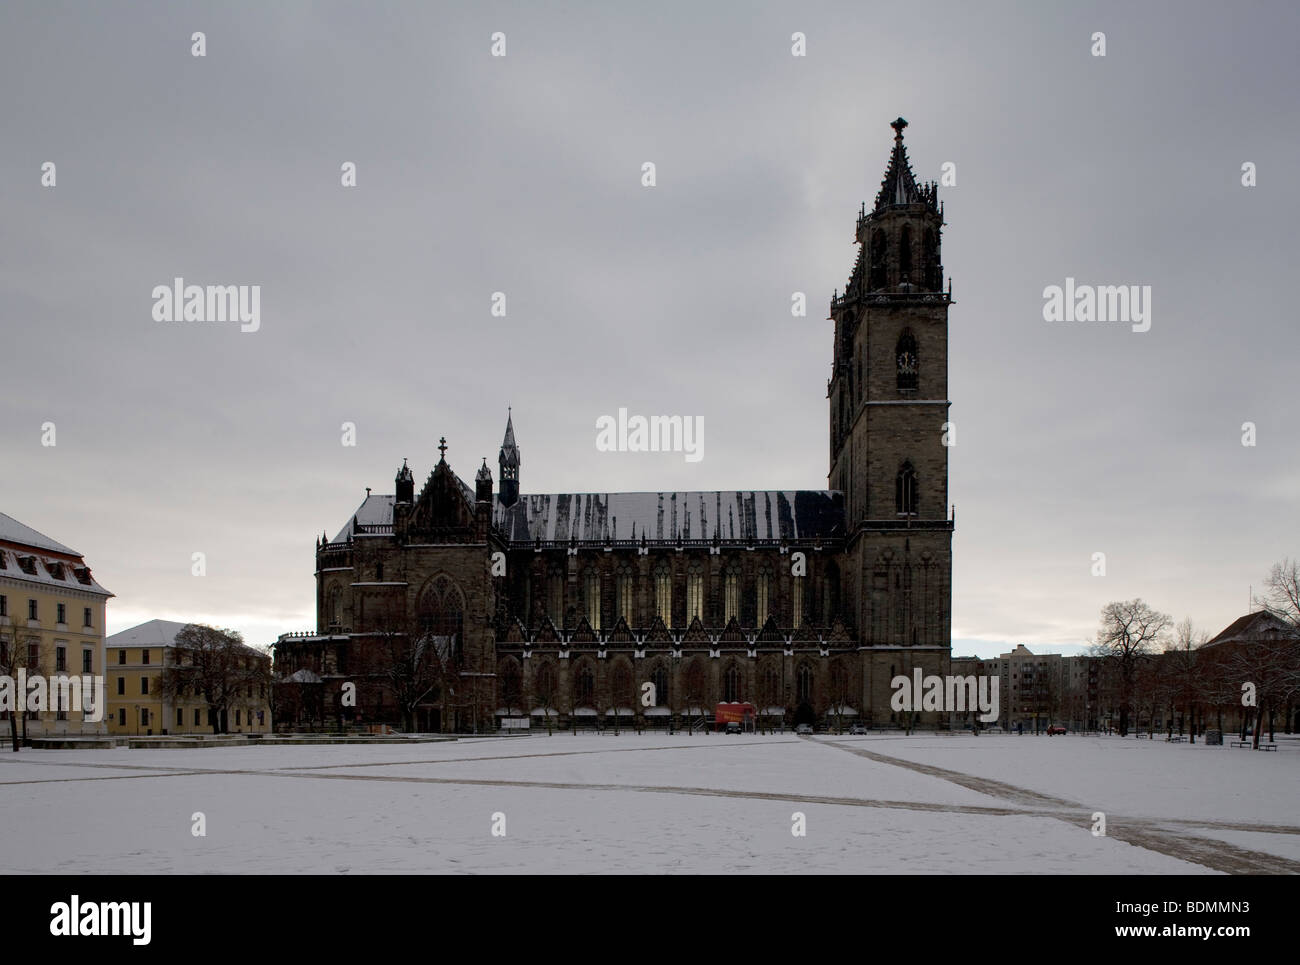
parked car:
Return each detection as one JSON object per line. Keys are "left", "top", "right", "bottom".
{"left": 1047, "top": 725, "right": 1067, "bottom": 735}
{"left": 849, "top": 723, "right": 868, "bottom": 735}
{"left": 724, "top": 721, "right": 742, "bottom": 735}
{"left": 795, "top": 723, "right": 814, "bottom": 735}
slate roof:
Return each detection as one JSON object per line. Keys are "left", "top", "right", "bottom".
{"left": 331, "top": 490, "right": 843, "bottom": 546}
{"left": 493, "top": 491, "right": 843, "bottom": 543}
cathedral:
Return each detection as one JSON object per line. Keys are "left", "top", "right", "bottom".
{"left": 273, "top": 118, "right": 955, "bottom": 733}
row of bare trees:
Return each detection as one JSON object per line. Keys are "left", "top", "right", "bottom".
{"left": 1091, "top": 559, "right": 1300, "bottom": 746}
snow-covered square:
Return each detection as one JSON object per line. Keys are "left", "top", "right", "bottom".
{"left": 1, "top": 732, "right": 1295, "bottom": 874}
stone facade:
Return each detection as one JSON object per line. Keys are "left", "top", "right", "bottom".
{"left": 273, "top": 119, "right": 955, "bottom": 733}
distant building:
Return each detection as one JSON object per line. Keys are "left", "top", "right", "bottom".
{"left": 0, "top": 512, "right": 112, "bottom": 737}
{"left": 105, "top": 619, "right": 271, "bottom": 735}
{"left": 1199, "top": 611, "right": 1300, "bottom": 735}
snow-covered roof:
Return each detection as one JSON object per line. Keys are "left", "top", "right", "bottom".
{"left": 494, "top": 491, "right": 843, "bottom": 543}
{"left": 105, "top": 619, "right": 192, "bottom": 648}
{"left": 330, "top": 487, "right": 843, "bottom": 546}
{"left": 0, "top": 547, "right": 112, "bottom": 596}
{"left": 106, "top": 619, "right": 266, "bottom": 658}
{"left": 332, "top": 494, "right": 396, "bottom": 543}
{"left": 0, "top": 512, "right": 79, "bottom": 555}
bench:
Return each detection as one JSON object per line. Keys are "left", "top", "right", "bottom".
{"left": 1166, "top": 735, "right": 1184, "bottom": 742}
{"left": 1230, "top": 741, "right": 1250, "bottom": 748}
{"left": 1262, "top": 743, "right": 1278, "bottom": 751}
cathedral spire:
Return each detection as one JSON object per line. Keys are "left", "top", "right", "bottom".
{"left": 873, "top": 116, "right": 929, "bottom": 211}
{"left": 498, "top": 408, "right": 520, "bottom": 507}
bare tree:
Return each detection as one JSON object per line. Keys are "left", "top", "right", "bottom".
{"left": 0, "top": 630, "right": 43, "bottom": 751}
{"left": 364, "top": 602, "right": 453, "bottom": 734}
{"left": 1095, "top": 599, "right": 1171, "bottom": 736}
{"left": 1224, "top": 624, "right": 1295, "bottom": 748}
{"left": 828, "top": 658, "right": 853, "bottom": 735}
{"left": 682, "top": 658, "right": 710, "bottom": 733}
{"left": 1253, "top": 559, "right": 1300, "bottom": 737}
{"left": 1255, "top": 558, "right": 1300, "bottom": 625}
{"left": 159, "top": 624, "right": 269, "bottom": 735}
{"left": 1166, "top": 618, "right": 1206, "bottom": 742}
{"left": 532, "top": 661, "right": 559, "bottom": 736}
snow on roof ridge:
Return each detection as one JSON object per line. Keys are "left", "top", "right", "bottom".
{"left": 105, "top": 618, "right": 193, "bottom": 647}
{"left": 0, "top": 512, "right": 80, "bottom": 556}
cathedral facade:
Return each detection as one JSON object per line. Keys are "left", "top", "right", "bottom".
{"left": 273, "top": 119, "right": 954, "bottom": 733}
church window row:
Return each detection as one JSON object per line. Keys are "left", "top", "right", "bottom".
{"left": 528, "top": 557, "right": 841, "bottom": 631}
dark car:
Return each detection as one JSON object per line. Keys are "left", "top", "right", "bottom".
{"left": 724, "top": 721, "right": 742, "bottom": 735}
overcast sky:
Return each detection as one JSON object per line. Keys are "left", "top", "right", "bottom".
{"left": 3, "top": 0, "right": 1297, "bottom": 658}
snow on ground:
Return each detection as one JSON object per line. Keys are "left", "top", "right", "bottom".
{"left": 0, "top": 732, "right": 1292, "bottom": 874}
{"left": 841, "top": 733, "right": 1298, "bottom": 825}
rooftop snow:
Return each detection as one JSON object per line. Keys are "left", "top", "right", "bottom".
{"left": 496, "top": 491, "right": 842, "bottom": 543}
{"left": 0, "top": 512, "right": 79, "bottom": 555}
{"left": 105, "top": 619, "right": 193, "bottom": 648}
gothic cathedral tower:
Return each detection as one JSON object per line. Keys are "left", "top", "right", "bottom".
{"left": 829, "top": 119, "right": 953, "bottom": 673}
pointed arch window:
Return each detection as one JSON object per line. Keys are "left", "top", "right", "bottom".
{"left": 326, "top": 585, "right": 343, "bottom": 628}
{"left": 616, "top": 564, "right": 634, "bottom": 625}
{"left": 686, "top": 563, "right": 704, "bottom": 623}
{"left": 898, "top": 225, "right": 912, "bottom": 281}
{"left": 756, "top": 567, "right": 771, "bottom": 627}
{"left": 611, "top": 662, "right": 634, "bottom": 709}
{"left": 791, "top": 576, "right": 804, "bottom": 629}
{"left": 796, "top": 663, "right": 814, "bottom": 705}
{"left": 583, "top": 568, "right": 601, "bottom": 630}
{"left": 896, "top": 461, "right": 919, "bottom": 516}
{"left": 923, "top": 228, "right": 939, "bottom": 290}
{"left": 534, "top": 662, "right": 558, "bottom": 708}
{"left": 723, "top": 663, "right": 741, "bottom": 703}
{"left": 574, "top": 663, "right": 595, "bottom": 708}
{"left": 654, "top": 562, "right": 672, "bottom": 626}
{"left": 896, "top": 330, "right": 918, "bottom": 392}
{"left": 547, "top": 567, "right": 564, "bottom": 627}
{"left": 821, "top": 562, "right": 840, "bottom": 626}
{"left": 869, "top": 230, "right": 887, "bottom": 290}
{"left": 499, "top": 659, "right": 523, "bottom": 713}
{"left": 650, "top": 664, "right": 669, "bottom": 707}
{"left": 723, "top": 564, "right": 740, "bottom": 624}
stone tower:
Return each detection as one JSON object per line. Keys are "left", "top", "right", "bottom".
{"left": 828, "top": 117, "right": 953, "bottom": 652}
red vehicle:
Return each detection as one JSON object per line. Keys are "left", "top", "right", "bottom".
{"left": 1047, "top": 725, "right": 1067, "bottom": 735}
{"left": 714, "top": 702, "right": 756, "bottom": 732}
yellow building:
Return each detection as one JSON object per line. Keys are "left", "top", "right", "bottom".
{"left": 105, "top": 620, "right": 272, "bottom": 735}
{"left": 0, "top": 512, "right": 113, "bottom": 737}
